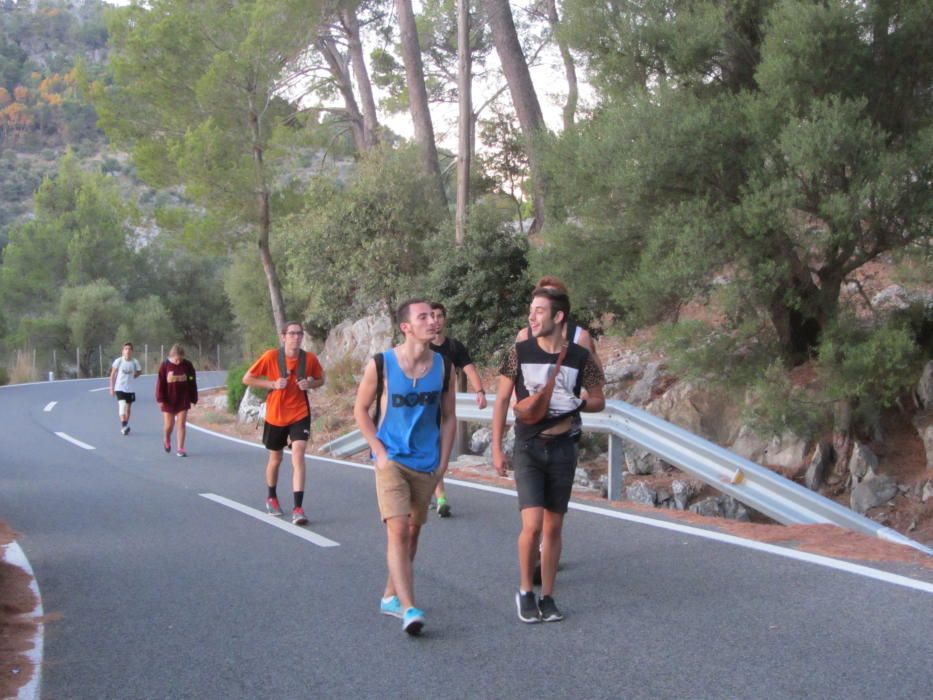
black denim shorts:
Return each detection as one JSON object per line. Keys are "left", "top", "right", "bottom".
{"left": 513, "top": 433, "right": 579, "bottom": 514}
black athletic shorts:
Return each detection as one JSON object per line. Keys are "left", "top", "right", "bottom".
{"left": 114, "top": 391, "right": 136, "bottom": 404}
{"left": 262, "top": 415, "right": 311, "bottom": 452}
{"left": 512, "top": 433, "right": 578, "bottom": 513}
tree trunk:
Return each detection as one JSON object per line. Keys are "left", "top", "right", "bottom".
{"left": 315, "top": 33, "right": 368, "bottom": 154}
{"left": 544, "top": 0, "right": 577, "bottom": 130}
{"left": 340, "top": 6, "right": 380, "bottom": 149}
{"left": 248, "top": 102, "right": 287, "bottom": 332}
{"left": 395, "top": 0, "right": 448, "bottom": 211}
{"left": 455, "top": 0, "right": 471, "bottom": 245}
{"left": 484, "top": 0, "right": 548, "bottom": 234}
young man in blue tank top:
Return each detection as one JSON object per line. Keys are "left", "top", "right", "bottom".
{"left": 353, "top": 298, "right": 457, "bottom": 635}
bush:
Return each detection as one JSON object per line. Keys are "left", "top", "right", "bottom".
{"left": 423, "top": 202, "right": 531, "bottom": 363}
{"left": 326, "top": 352, "right": 361, "bottom": 396}
{"left": 226, "top": 360, "right": 259, "bottom": 414}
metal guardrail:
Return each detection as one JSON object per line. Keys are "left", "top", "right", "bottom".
{"left": 321, "top": 393, "right": 933, "bottom": 556}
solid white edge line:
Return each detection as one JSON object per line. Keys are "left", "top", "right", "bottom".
{"left": 3, "top": 541, "right": 43, "bottom": 700}
{"left": 88, "top": 387, "right": 109, "bottom": 393}
{"left": 43, "top": 402, "right": 56, "bottom": 412}
{"left": 187, "top": 420, "right": 933, "bottom": 595}
{"left": 198, "top": 493, "right": 339, "bottom": 548}
{"left": 54, "top": 432, "right": 95, "bottom": 450}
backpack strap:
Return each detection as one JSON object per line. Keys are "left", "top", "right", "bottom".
{"left": 372, "top": 352, "right": 385, "bottom": 427}
{"left": 277, "top": 347, "right": 307, "bottom": 380}
{"left": 277, "top": 346, "right": 287, "bottom": 381}
{"left": 442, "top": 354, "right": 452, "bottom": 394}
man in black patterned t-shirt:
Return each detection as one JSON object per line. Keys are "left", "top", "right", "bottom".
{"left": 491, "top": 287, "right": 605, "bottom": 624}
{"left": 429, "top": 302, "right": 487, "bottom": 517}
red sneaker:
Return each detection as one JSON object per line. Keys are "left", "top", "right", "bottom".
{"left": 265, "top": 498, "right": 283, "bottom": 516}
{"left": 291, "top": 507, "right": 308, "bottom": 525}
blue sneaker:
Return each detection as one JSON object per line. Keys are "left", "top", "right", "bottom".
{"left": 380, "top": 596, "right": 402, "bottom": 619}
{"left": 402, "top": 607, "right": 425, "bottom": 635}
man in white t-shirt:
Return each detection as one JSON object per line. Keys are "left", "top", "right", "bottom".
{"left": 109, "top": 342, "right": 142, "bottom": 435}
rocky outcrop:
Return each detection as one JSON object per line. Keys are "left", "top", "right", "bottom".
{"left": 915, "top": 361, "right": 933, "bottom": 410}
{"left": 237, "top": 386, "right": 265, "bottom": 425}
{"left": 847, "top": 442, "right": 879, "bottom": 483}
{"left": 804, "top": 442, "right": 833, "bottom": 491}
{"left": 318, "top": 313, "right": 394, "bottom": 369}
{"left": 913, "top": 411, "right": 933, "bottom": 470}
{"left": 730, "top": 426, "right": 808, "bottom": 470}
{"left": 646, "top": 381, "right": 743, "bottom": 446}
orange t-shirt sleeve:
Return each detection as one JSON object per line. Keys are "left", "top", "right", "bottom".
{"left": 247, "top": 350, "right": 279, "bottom": 380}
{"left": 305, "top": 353, "right": 323, "bottom": 380}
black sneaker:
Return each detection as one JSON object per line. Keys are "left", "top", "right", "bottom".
{"left": 515, "top": 591, "right": 540, "bottom": 623}
{"left": 538, "top": 595, "right": 563, "bottom": 622}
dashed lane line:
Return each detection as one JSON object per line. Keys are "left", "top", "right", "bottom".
{"left": 43, "top": 401, "right": 56, "bottom": 412}
{"left": 199, "top": 493, "right": 340, "bottom": 548}
{"left": 54, "top": 432, "right": 95, "bottom": 450}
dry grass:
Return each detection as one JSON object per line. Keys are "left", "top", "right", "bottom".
{"left": 7, "top": 350, "right": 38, "bottom": 384}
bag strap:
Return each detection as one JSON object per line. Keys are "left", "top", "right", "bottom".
{"left": 372, "top": 352, "right": 385, "bottom": 427}
{"left": 544, "top": 344, "right": 568, "bottom": 392}
{"left": 277, "top": 347, "right": 306, "bottom": 380}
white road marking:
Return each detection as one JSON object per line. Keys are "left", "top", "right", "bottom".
{"left": 43, "top": 401, "right": 57, "bottom": 412}
{"left": 54, "top": 432, "right": 95, "bottom": 450}
{"left": 3, "top": 541, "right": 43, "bottom": 700}
{"left": 89, "top": 387, "right": 109, "bottom": 393}
{"left": 188, "top": 420, "right": 933, "bottom": 594}
{"left": 199, "top": 493, "right": 340, "bottom": 548}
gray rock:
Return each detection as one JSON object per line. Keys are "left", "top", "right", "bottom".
{"left": 624, "top": 443, "right": 662, "bottom": 475}
{"left": 318, "top": 312, "right": 394, "bottom": 368}
{"left": 483, "top": 426, "right": 515, "bottom": 461}
{"left": 628, "top": 361, "right": 665, "bottom": 405}
{"left": 922, "top": 480, "right": 933, "bottom": 504}
{"left": 804, "top": 441, "right": 833, "bottom": 491}
{"left": 730, "top": 426, "right": 808, "bottom": 470}
{"left": 236, "top": 386, "right": 265, "bottom": 425}
{"left": 850, "top": 474, "right": 898, "bottom": 514}
{"left": 847, "top": 442, "right": 879, "bottom": 483}
{"left": 470, "top": 427, "right": 492, "bottom": 455}
{"left": 912, "top": 411, "right": 933, "bottom": 470}
{"left": 625, "top": 481, "right": 657, "bottom": 506}
{"left": 209, "top": 393, "right": 229, "bottom": 412}
{"left": 689, "top": 495, "right": 750, "bottom": 521}
{"left": 916, "top": 361, "right": 933, "bottom": 409}
{"left": 671, "top": 479, "right": 699, "bottom": 510}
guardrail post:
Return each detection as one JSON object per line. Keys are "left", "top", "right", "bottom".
{"left": 607, "top": 435, "right": 623, "bottom": 501}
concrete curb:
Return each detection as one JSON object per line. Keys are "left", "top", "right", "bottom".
{"left": 2, "top": 540, "right": 43, "bottom": 700}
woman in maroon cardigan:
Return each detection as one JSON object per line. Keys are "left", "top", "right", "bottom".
{"left": 156, "top": 343, "right": 198, "bottom": 457}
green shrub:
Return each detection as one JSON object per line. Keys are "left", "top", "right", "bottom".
{"left": 326, "top": 352, "right": 361, "bottom": 396}
{"left": 226, "top": 359, "right": 268, "bottom": 413}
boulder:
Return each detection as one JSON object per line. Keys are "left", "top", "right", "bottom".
{"left": 318, "top": 313, "right": 394, "bottom": 369}
{"left": 647, "top": 381, "right": 742, "bottom": 446}
{"left": 627, "top": 361, "right": 666, "bottom": 406}
{"left": 237, "top": 386, "right": 265, "bottom": 425}
{"left": 624, "top": 442, "right": 662, "bottom": 475}
{"left": 208, "top": 393, "right": 228, "bottom": 412}
{"left": 922, "top": 480, "right": 933, "bottom": 504}
{"left": 850, "top": 474, "right": 898, "bottom": 514}
{"left": 804, "top": 441, "right": 833, "bottom": 491}
{"left": 912, "top": 411, "right": 933, "bottom": 470}
{"left": 916, "top": 361, "right": 933, "bottom": 409}
{"left": 671, "top": 479, "right": 699, "bottom": 510}
{"left": 470, "top": 427, "right": 492, "bottom": 455}
{"left": 689, "top": 495, "right": 750, "bottom": 521}
{"left": 847, "top": 442, "right": 879, "bottom": 483}
{"left": 625, "top": 481, "right": 657, "bottom": 506}
{"left": 730, "top": 425, "right": 808, "bottom": 470}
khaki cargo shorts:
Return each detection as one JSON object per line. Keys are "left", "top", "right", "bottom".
{"left": 374, "top": 460, "right": 439, "bottom": 526}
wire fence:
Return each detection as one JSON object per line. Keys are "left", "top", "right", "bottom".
{"left": 1, "top": 343, "right": 233, "bottom": 384}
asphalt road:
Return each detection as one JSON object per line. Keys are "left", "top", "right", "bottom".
{"left": 1, "top": 374, "right": 931, "bottom": 699}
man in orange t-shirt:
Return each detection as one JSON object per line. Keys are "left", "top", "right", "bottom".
{"left": 243, "top": 321, "right": 325, "bottom": 525}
